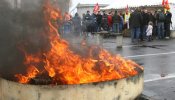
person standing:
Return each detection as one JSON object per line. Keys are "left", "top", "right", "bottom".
{"left": 84, "top": 10, "right": 92, "bottom": 35}
{"left": 112, "top": 10, "right": 121, "bottom": 33}
{"left": 72, "top": 13, "right": 82, "bottom": 36}
{"left": 102, "top": 11, "right": 108, "bottom": 31}
{"left": 165, "top": 11, "right": 172, "bottom": 38}
{"left": 82, "top": 13, "right": 86, "bottom": 35}
{"left": 107, "top": 12, "right": 113, "bottom": 31}
{"left": 148, "top": 12, "right": 156, "bottom": 39}
{"left": 119, "top": 12, "right": 124, "bottom": 32}
{"left": 91, "top": 12, "right": 97, "bottom": 33}
{"left": 129, "top": 8, "right": 142, "bottom": 43}
{"left": 146, "top": 21, "right": 153, "bottom": 41}
{"left": 96, "top": 11, "right": 102, "bottom": 32}
{"left": 140, "top": 9, "right": 149, "bottom": 40}
{"left": 63, "top": 12, "right": 72, "bottom": 34}
{"left": 124, "top": 8, "right": 131, "bottom": 29}
{"left": 156, "top": 9, "right": 165, "bottom": 39}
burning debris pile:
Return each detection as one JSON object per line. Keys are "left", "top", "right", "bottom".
{"left": 1, "top": 0, "right": 143, "bottom": 85}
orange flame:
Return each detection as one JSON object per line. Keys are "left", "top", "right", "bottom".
{"left": 15, "top": 0, "right": 143, "bottom": 85}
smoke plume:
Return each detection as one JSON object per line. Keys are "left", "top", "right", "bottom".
{"left": 0, "top": 0, "right": 49, "bottom": 80}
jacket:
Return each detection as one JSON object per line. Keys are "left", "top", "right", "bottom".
{"left": 112, "top": 13, "right": 121, "bottom": 24}
{"left": 129, "top": 11, "right": 142, "bottom": 28}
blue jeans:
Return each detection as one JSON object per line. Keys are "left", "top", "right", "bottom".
{"left": 131, "top": 27, "right": 140, "bottom": 42}
{"left": 97, "top": 24, "right": 101, "bottom": 32}
{"left": 143, "top": 25, "right": 147, "bottom": 39}
{"left": 64, "top": 22, "right": 71, "bottom": 34}
{"left": 119, "top": 23, "right": 123, "bottom": 32}
{"left": 157, "top": 22, "right": 164, "bottom": 39}
{"left": 113, "top": 23, "right": 119, "bottom": 33}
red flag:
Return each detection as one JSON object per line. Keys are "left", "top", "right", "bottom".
{"left": 165, "top": 0, "right": 168, "bottom": 4}
{"left": 125, "top": 4, "right": 129, "bottom": 15}
{"left": 162, "top": 0, "right": 165, "bottom": 6}
{"left": 93, "top": 3, "right": 100, "bottom": 13}
{"left": 165, "top": 0, "right": 170, "bottom": 10}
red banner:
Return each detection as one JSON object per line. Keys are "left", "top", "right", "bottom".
{"left": 162, "top": 0, "right": 165, "bottom": 6}
{"left": 165, "top": 0, "right": 170, "bottom": 10}
{"left": 125, "top": 4, "right": 129, "bottom": 15}
{"left": 93, "top": 3, "right": 100, "bottom": 13}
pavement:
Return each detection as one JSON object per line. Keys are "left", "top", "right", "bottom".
{"left": 36, "top": 34, "right": 175, "bottom": 99}
{"left": 100, "top": 37, "right": 175, "bottom": 100}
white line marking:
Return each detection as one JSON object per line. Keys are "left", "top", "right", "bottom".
{"left": 144, "top": 74, "right": 175, "bottom": 83}
{"left": 122, "top": 45, "right": 138, "bottom": 48}
{"left": 124, "top": 51, "right": 175, "bottom": 58}
{"left": 104, "top": 45, "right": 137, "bottom": 48}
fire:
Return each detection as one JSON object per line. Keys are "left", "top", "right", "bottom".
{"left": 15, "top": 0, "right": 143, "bottom": 85}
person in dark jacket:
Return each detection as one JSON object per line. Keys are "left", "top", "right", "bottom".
{"left": 112, "top": 10, "right": 121, "bottom": 33}
{"left": 102, "top": 11, "right": 108, "bottom": 31}
{"left": 153, "top": 11, "right": 158, "bottom": 38}
{"left": 140, "top": 9, "right": 149, "bottom": 40}
{"left": 119, "top": 12, "right": 124, "bottom": 32}
{"left": 96, "top": 11, "right": 102, "bottom": 32}
{"left": 129, "top": 8, "right": 142, "bottom": 43}
{"left": 84, "top": 10, "right": 92, "bottom": 33}
{"left": 156, "top": 9, "right": 165, "bottom": 39}
{"left": 148, "top": 12, "right": 156, "bottom": 39}
{"left": 91, "top": 12, "right": 97, "bottom": 33}
{"left": 72, "top": 13, "right": 82, "bottom": 36}
{"left": 82, "top": 13, "right": 86, "bottom": 33}
{"left": 165, "top": 11, "right": 172, "bottom": 38}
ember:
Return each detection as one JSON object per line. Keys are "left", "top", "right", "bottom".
{"left": 15, "top": 0, "right": 143, "bottom": 85}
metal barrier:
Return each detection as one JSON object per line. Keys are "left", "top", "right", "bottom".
{"left": 170, "top": 30, "right": 175, "bottom": 38}
{"left": 116, "top": 33, "right": 123, "bottom": 48}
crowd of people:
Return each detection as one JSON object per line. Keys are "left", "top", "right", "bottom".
{"left": 129, "top": 8, "right": 172, "bottom": 43}
{"left": 62, "top": 10, "right": 124, "bottom": 36}
{"left": 61, "top": 8, "right": 172, "bottom": 43}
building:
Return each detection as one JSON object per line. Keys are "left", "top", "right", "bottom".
{"left": 4, "top": 0, "right": 70, "bottom": 12}
{"left": 76, "top": 3, "right": 109, "bottom": 18}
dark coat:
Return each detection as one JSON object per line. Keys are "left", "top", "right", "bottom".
{"left": 91, "top": 13, "right": 97, "bottom": 24}
{"left": 165, "top": 12, "right": 172, "bottom": 24}
{"left": 84, "top": 13, "right": 92, "bottom": 28}
{"left": 84, "top": 13, "right": 92, "bottom": 21}
{"left": 141, "top": 12, "right": 149, "bottom": 26}
{"left": 129, "top": 11, "right": 142, "bottom": 28}
{"left": 156, "top": 12, "right": 165, "bottom": 23}
{"left": 112, "top": 13, "right": 121, "bottom": 24}
{"left": 102, "top": 13, "right": 108, "bottom": 25}
{"left": 72, "top": 14, "right": 81, "bottom": 28}
{"left": 96, "top": 14, "right": 102, "bottom": 25}
{"left": 149, "top": 13, "right": 156, "bottom": 25}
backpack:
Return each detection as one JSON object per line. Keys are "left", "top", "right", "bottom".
{"left": 159, "top": 13, "right": 165, "bottom": 21}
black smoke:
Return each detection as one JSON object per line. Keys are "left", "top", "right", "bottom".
{"left": 0, "top": 0, "right": 50, "bottom": 80}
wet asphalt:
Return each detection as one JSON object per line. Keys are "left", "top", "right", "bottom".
{"left": 65, "top": 35, "right": 175, "bottom": 99}
{"left": 101, "top": 37, "right": 175, "bottom": 100}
